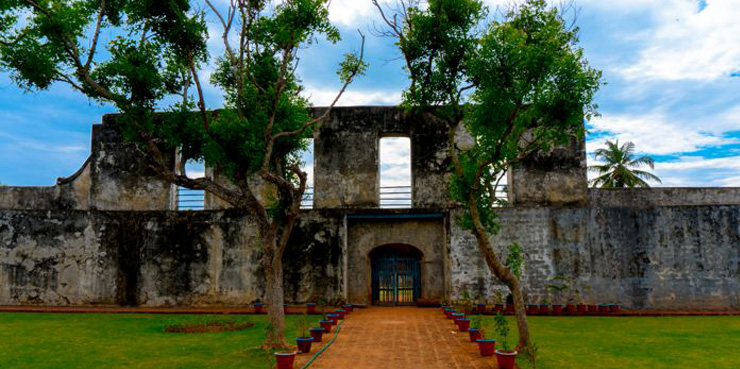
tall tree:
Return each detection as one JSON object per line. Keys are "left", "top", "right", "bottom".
{"left": 372, "top": 0, "right": 601, "bottom": 351}
{"left": 0, "top": 0, "right": 366, "bottom": 349}
{"left": 589, "top": 139, "right": 661, "bottom": 188}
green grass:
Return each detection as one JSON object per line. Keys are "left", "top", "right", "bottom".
{"left": 1, "top": 313, "right": 739, "bottom": 368}
{"left": 480, "top": 315, "right": 740, "bottom": 369}
{"left": 0, "top": 312, "right": 316, "bottom": 369}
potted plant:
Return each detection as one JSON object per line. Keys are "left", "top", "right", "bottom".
{"left": 284, "top": 303, "right": 290, "bottom": 314}
{"left": 326, "top": 313, "right": 340, "bottom": 325}
{"left": 334, "top": 308, "right": 347, "bottom": 319}
{"left": 295, "top": 312, "right": 314, "bottom": 354}
{"left": 457, "top": 318, "right": 471, "bottom": 332}
{"left": 609, "top": 303, "right": 621, "bottom": 313}
{"left": 254, "top": 302, "right": 265, "bottom": 314}
{"left": 492, "top": 291, "right": 505, "bottom": 313}
{"left": 306, "top": 303, "right": 317, "bottom": 314}
{"left": 309, "top": 327, "right": 325, "bottom": 343}
{"left": 598, "top": 303, "right": 610, "bottom": 313}
{"left": 468, "top": 313, "right": 484, "bottom": 342}
{"left": 274, "top": 352, "right": 296, "bottom": 369}
{"left": 493, "top": 312, "right": 518, "bottom": 369}
{"left": 546, "top": 276, "right": 570, "bottom": 314}
{"left": 319, "top": 319, "right": 333, "bottom": 334}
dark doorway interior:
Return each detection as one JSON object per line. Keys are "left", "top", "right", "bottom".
{"left": 370, "top": 244, "right": 422, "bottom": 305}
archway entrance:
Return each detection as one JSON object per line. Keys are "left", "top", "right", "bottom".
{"left": 370, "top": 244, "right": 422, "bottom": 305}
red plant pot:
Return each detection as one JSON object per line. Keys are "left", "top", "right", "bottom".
{"left": 476, "top": 303, "right": 486, "bottom": 313}
{"left": 306, "top": 303, "right": 316, "bottom": 314}
{"left": 343, "top": 304, "right": 353, "bottom": 313}
{"left": 319, "top": 320, "right": 333, "bottom": 334}
{"left": 476, "top": 339, "right": 496, "bottom": 356}
{"left": 457, "top": 319, "right": 471, "bottom": 332}
{"left": 552, "top": 304, "right": 563, "bottom": 313}
{"left": 296, "top": 337, "right": 313, "bottom": 353}
{"left": 526, "top": 304, "right": 537, "bottom": 314}
{"left": 539, "top": 304, "right": 550, "bottom": 313}
{"left": 495, "top": 350, "right": 518, "bottom": 369}
{"left": 577, "top": 304, "right": 587, "bottom": 313}
{"left": 254, "top": 304, "right": 265, "bottom": 314}
{"left": 505, "top": 304, "right": 514, "bottom": 314}
{"left": 444, "top": 309, "right": 455, "bottom": 318}
{"left": 284, "top": 304, "right": 289, "bottom": 314}
{"left": 495, "top": 303, "right": 504, "bottom": 312}
{"left": 309, "top": 328, "right": 325, "bottom": 343}
{"left": 335, "top": 309, "right": 347, "bottom": 319}
{"left": 588, "top": 304, "right": 598, "bottom": 313}
{"left": 598, "top": 304, "right": 610, "bottom": 313}
{"left": 468, "top": 328, "right": 482, "bottom": 342}
{"left": 275, "top": 352, "right": 296, "bottom": 369}
{"left": 452, "top": 313, "right": 466, "bottom": 324}
{"left": 566, "top": 304, "right": 577, "bottom": 314}
{"left": 326, "top": 314, "right": 340, "bottom": 325}
{"left": 610, "top": 304, "right": 621, "bottom": 313}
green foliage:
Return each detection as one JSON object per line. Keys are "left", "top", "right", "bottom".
{"left": 505, "top": 242, "right": 524, "bottom": 278}
{"left": 494, "top": 311, "right": 511, "bottom": 351}
{"left": 297, "top": 311, "right": 310, "bottom": 337}
{"left": 389, "top": 0, "right": 602, "bottom": 235}
{"left": 589, "top": 139, "right": 661, "bottom": 188}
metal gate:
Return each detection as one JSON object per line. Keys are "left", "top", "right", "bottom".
{"left": 371, "top": 253, "right": 421, "bottom": 305}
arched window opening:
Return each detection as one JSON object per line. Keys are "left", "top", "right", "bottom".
{"left": 379, "top": 137, "right": 412, "bottom": 208}
{"left": 177, "top": 159, "right": 205, "bottom": 211}
{"left": 297, "top": 138, "right": 314, "bottom": 209}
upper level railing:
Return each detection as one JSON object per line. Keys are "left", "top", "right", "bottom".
{"left": 380, "top": 186, "right": 412, "bottom": 209}
{"left": 177, "top": 187, "right": 205, "bottom": 210}
{"left": 301, "top": 187, "right": 314, "bottom": 209}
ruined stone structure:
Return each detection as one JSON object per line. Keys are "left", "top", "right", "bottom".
{"left": 1, "top": 107, "right": 738, "bottom": 309}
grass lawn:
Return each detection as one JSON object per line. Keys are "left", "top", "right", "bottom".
{"left": 1, "top": 313, "right": 739, "bottom": 368}
{"left": 481, "top": 315, "right": 740, "bottom": 369}
{"left": 0, "top": 312, "right": 314, "bottom": 369}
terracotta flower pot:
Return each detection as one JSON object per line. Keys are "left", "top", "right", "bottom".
{"left": 476, "top": 339, "right": 496, "bottom": 356}
{"left": 319, "top": 320, "right": 333, "bottom": 333}
{"left": 457, "top": 319, "right": 471, "bottom": 332}
{"left": 275, "top": 352, "right": 296, "bottom": 369}
{"left": 577, "top": 304, "right": 587, "bottom": 313}
{"left": 309, "top": 328, "right": 325, "bottom": 343}
{"left": 610, "top": 304, "right": 621, "bottom": 313}
{"left": 495, "top": 350, "right": 518, "bottom": 369}
{"left": 566, "top": 304, "right": 577, "bottom": 314}
{"left": 296, "top": 337, "right": 313, "bottom": 353}
{"left": 306, "top": 303, "right": 316, "bottom": 314}
{"left": 588, "top": 304, "right": 598, "bottom": 313}
{"left": 254, "top": 303, "right": 265, "bottom": 314}
{"left": 598, "top": 304, "right": 610, "bottom": 313}
{"left": 476, "top": 303, "right": 486, "bottom": 313}
{"left": 468, "top": 328, "right": 482, "bottom": 342}
{"left": 552, "top": 304, "right": 563, "bottom": 313}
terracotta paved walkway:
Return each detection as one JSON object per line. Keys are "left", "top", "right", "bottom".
{"left": 309, "top": 307, "right": 496, "bottom": 369}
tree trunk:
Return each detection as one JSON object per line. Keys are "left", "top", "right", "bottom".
{"left": 262, "top": 236, "right": 289, "bottom": 350}
{"left": 467, "top": 197, "right": 531, "bottom": 351}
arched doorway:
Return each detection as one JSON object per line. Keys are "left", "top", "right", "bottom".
{"left": 370, "top": 244, "right": 422, "bottom": 305}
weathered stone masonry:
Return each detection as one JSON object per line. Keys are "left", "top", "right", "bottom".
{"left": 0, "top": 106, "right": 738, "bottom": 309}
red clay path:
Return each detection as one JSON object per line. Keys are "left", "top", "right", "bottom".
{"left": 307, "top": 306, "right": 496, "bottom": 369}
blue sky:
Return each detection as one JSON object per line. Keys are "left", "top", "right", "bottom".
{"left": 1, "top": 0, "right": 738, "bottom": 187}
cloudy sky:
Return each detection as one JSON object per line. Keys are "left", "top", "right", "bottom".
{"left": 0, "top": 0, "right": 738, "bottom": 188}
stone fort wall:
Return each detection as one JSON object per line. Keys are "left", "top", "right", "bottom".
{"left": 0, "top": 107, "right": 738, "bottom": 309}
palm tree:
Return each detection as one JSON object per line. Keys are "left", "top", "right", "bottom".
{"left": 589, "top": 140, "right": 662, "bottom": 188}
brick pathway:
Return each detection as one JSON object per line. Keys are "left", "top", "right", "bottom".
{"left": 308, "top": 306, "right": 495, "bottom": 369}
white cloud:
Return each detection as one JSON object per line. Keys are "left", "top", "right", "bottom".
{"left": 302, "top": 86, "right": 402, "bottom": 106}
{"left": 586, "top": 0, "right": 740, "bottom": 81}
{"left": 587, "top": 113, "right": 736, "bottom": 156}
